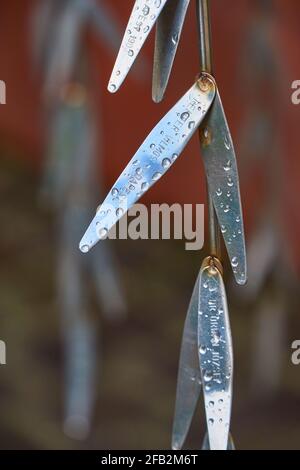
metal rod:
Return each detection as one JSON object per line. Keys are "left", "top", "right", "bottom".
{"left": 196, "top": 0, "right": 221, "bottom": 259}
{"left": 196, "top": 0, "right": 213, "bottom": 74}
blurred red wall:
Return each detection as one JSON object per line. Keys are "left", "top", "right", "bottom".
{"left": 0, "top": 0, "right": 300, "bottom": 269}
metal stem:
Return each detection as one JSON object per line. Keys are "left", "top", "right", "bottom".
{"left": 196, "top": 0, "right": 221, "bottom": 259}
{"left": 196, "top": 0, "right": 213, "bottom": 74}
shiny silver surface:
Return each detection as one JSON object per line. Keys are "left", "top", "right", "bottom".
{"left": 201, "top": 431, "right": 235, "bottom": 450}
{"left": 80, "top": 76, "right": 216, "bottom": 253}
{"left": 152, "top": 0, "right": 190, "bottom": 102}
{"left": 172, "top": 275, "right": 201, "bottom": 451}
{"left": 200, "top": 90, "right": 247, "bottom": 285}
{"left": 108, "top": 0, "right": 168, "bottom": 93}
{"left": 198, "top": 259, "right": 233, "bottom": 450}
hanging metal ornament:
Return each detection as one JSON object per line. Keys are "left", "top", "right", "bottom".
{"left": 79, "top": 0, "right": 247, "bottom": 450}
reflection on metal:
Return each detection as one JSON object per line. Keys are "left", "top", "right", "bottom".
{"left": 172, "top": 275, "right": 201, "bottom": 451}
{"left": 108, "top": 0, "right": 191, "bottom": 96}
{"left": 80, "top": 0, "right": 247, "bottom": 450}
{"left": 80, "top": 0, "right": 246, "bottom": 451}
{"left": 200, "top": 91, "right": 246, "bottom": 285}
{"left": 198, "top": 257, "right": 233, "bottom": 451}
{"left": 108, "top": 0, "right": 168, "bottom": 93}
{"left": 152, "top": 0, "right": 191, "bottom": 102}
{"left": 172, "top": 256, "right": 234, "bottom": 451}
{"left": 201, "top": 431, "right": 235, "bottom": 450}
{"left": 80, "top": 75, "right": 216, "bottom": 252}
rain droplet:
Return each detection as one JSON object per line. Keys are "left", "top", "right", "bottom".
{"left": 199, "top": 345, "right": 207, "bottom": 355}
{"left": 208, "top": 418, "right": 214, "bottom": 426}
{"left": 204, "top": 370, "right": 213, "bottom": 382}
{"left": 152, "top": 172, "right": 161, "bottom": 181}
{"left": 116, "top": 70, "right": 120, "bottom": 76}
{"left": 172, "top": 153, "right": 178, "bottom": 161}
{"left": 116, "top": 208, "right": 123, "bottom": 217}
{"left": 128, "top": 49, "right": 134, "bottom": 57}
{"left": 227, "top": 177, "right": 234, "bottom": 187}
{"left": 231, "top": 257, "right": 238, "bottom": 268}
{"left": 224, "top": 205, "right": 230, "bottom": 213}
{"left": 209, "top": 401, "right": 214, "bottom": 408}
{"left": 109, "top": 83, "right": 116, "bottom": 92}
{"left": 221, "top": 225, "right": 227, "bottom": 234}
{"left": 224, "top": 137, "right": 231, "bottom": 150}
{"left": 188, "top": 121, "right": 195, "bottom": 130}
{"left": 99, "top": 228, "right": 108, "bottom": 239}
{"left": 81, "top": 245, "right": 90, "bottom": 253}
{"left": 216, "top": 188, "right": 222, "bottom": 197}
{"left": 236, "top": 216, "right": 240, "bottom": 223}
{"left": 155, "top": 0, "right": 161, "bottom": 7}
{"left": 143, "top": 25, "right": 150, "bottom": 33}
{"left": 150, "top": 143, "right": 156, "bottom": 149}
{"left": 224, "top": 161, "right": 231, "bottom": 172}
{"left": 142, "top": 5, "right": 150, "bottom": 15}
{"left": 218, "top": 399, "right": 224, "bottom": 405}
{"left": 211, "top": 331, "right": 221, "bottom": 345}
{"left": 162, "top": 158, "right": 171, "bottom": 169}
{"left": 180, "top": 111, "right": 190, "bottom": 121}
{"left": 172, "top": 33, "right": 178, "bottom": 45}
{"left": 135, "top": 167, "right": 142, "bottom": 176}
{"left": 112, "top": 188, "right": 119, "bottom": 197}
{"left": 141, "top": 182, "right": 149, "bottom": 191}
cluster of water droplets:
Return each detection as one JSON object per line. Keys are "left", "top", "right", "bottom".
{"left": 108, "top": 0, "right": 164, "bottom": 92}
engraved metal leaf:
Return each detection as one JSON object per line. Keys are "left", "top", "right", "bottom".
{"left": 198, "top": 260, "right": 233, "bottom": 451}
{"left": 200, "top": 90, "right": 247, "bottom": 285}
{"left": 108, "top": 0, "right": 168, "bottom": 93}
{"left": 172, "top": 274, "right": 201, "bottom": 451}
{"left": 80, "top": 76, "right": 216, "bottom": 252}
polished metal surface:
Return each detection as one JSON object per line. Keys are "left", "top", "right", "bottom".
{"left": 196, "top": 0, "right": 213, "bottom": 74}
{"left": 80, "top": 75, "right": 216, "bottom": 253}
{"left": 198, "top": 258, "right": 233, "bottom": 450}
{"left": 152, "top": 0, "right": 190, "bottom": 102}
{"left": 201, "top": 431, "right": 235, "bottom": 450}
{"left": 172, "top": 275, "right": 201, "bottom": 451}
{"left": 196, "top": 0, "right": 222, "bottom": 263}
{"left": 200, "top": 90, "right": 247, "bottom": 285}
{"left": 108, "top": 0, "right": 168, "bottom": 93}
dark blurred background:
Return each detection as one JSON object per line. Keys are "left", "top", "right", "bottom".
{"left": 0, "top": 0, "right": 300, "bottom": 450}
